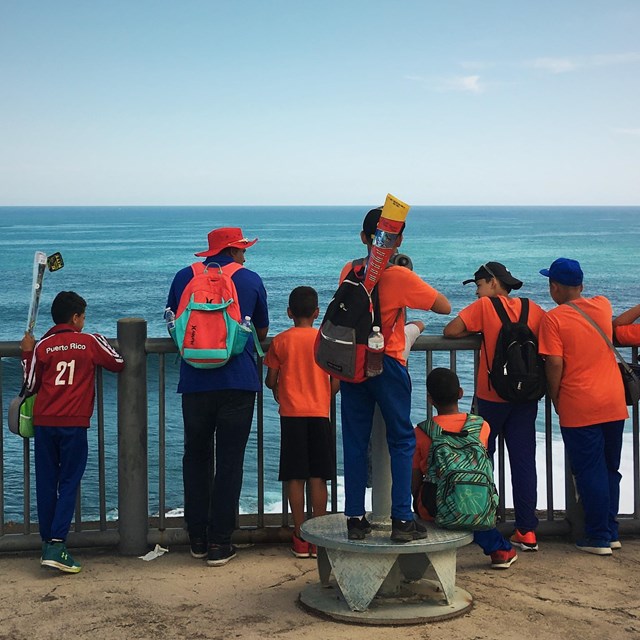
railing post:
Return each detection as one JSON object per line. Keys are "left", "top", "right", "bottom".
{"left": 117, "top": 318, "right": 149, "bottom": 555}
{"left": 564, "top": 452, "right": 584, "bottom": 541}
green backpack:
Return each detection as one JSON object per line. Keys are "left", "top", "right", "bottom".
{"left": 418, "top": 414, "right": 498, "bottom": 531}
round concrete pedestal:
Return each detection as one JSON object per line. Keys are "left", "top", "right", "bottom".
{"left": 299, "top": 579, "right": 473, "bottom": 625}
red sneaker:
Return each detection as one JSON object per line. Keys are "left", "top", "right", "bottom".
{"left": 510, "top": 529, "right": 538, "bottom": 552}
{"left": 309, "top": 544, "right": 318, "bottom": 558}
{"left": 490, "top": 547, "right": 518, "bottom": 569}
{"left": 291, "top": 533, "right": 310, "bottom": 558}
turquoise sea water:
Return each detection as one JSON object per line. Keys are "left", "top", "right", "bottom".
{"left": 1, "top": 206, "right": 639, "bottom": 520}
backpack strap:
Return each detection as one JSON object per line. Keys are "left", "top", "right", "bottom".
{"left": 485, "top": 298, "right": 511, "bottom": 376}
{"left": 417, "top": 418, "right": 439, "bottom": 439}
{"left": 461, "top": 413, "right": 485, "bottom": 439}
{"left": 489, "top": 296, "right": 512, "bottom": 326}
{"left": 518, "top": 298, "right": 529, "bottom": 324}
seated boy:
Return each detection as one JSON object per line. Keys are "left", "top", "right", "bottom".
{"left": 264, "top": 286, "right": 339, "bottom": 558}
{"left": 20, "top": 291, "right": 125, "bottom": 573}
{"left": 412, "top": 367, "right": 517, "bottom": 569}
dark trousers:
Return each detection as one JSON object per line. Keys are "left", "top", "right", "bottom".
{"left": 561, "top": 420, "right": 624, "bottom": 543}
{"left": 182, "top": 390, "right": 255, "bottom": 545}
{"left": 476, "top": 398, "right": 539, "bottom": 532}
{"left": 34, "top": 426, "right": 88, "bottom": 541}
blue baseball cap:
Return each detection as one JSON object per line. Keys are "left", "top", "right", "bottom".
{"left": 539, "top": 258, "right": 583, "bottom": 286}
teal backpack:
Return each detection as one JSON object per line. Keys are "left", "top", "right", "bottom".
{"left": 418, "top": 414, "right": 498, "bottom": 531}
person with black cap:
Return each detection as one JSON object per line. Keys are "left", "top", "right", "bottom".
{"left": 538, "top": 258, "right": 627, "bottom": 555}
{"left": 339, "top": 207, "right": 451, "bottom": 543}
{"left": 443, "top": 262, "right": 545, "bottom": 552}
{"left": 166, "top": 227, "right": 269, "bottom": 567}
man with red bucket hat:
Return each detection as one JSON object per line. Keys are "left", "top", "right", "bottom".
{"left": 167, "top": 227, "right": 269, "bottom": 566}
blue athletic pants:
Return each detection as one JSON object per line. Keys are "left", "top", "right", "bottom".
{"left": 561, "top": 420, "right": 624, "bottom": 544}
{"left": 341, "top": 356, "right": 415, "bottom": 521}
{"left": 34, "top": 426, "right": 88, "bottom": 541}
{"left": 476, "top": 398, "right": 539, "bottom": 533}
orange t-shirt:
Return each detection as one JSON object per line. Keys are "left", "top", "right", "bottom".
{"left": 263, "top": 326, "right": 332, "bottom": 418}
{"left": 457, "top": 296, "right": 546, "bottom": 402}
{"left": 615, "top": 324, "right": 640, "bottom": 347}
{"left": 537, "top": 296, "right": 628, "bottom": 428}
{"left": 412, "top": 413, "right": 490, "bottom": 521}
{"left": 339, "top": 262, "right": 439, "bottom": 365}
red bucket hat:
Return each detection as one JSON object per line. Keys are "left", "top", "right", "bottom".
{"left": 194, "top": 227, "right": 258, "bottom": 257}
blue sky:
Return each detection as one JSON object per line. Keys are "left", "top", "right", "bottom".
{"left": 1, "top": 1, "right": 639, "bottom": 205}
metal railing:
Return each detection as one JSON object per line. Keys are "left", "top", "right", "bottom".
{"left": 1, "top": 319, "right": 638, "bottom": 553}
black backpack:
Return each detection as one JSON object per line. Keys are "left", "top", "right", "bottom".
{"left": 486, "top": 297, "right": 546, "bottom": 403}
{"left": 314, "top": 260, "right": 382, "bottom": 383}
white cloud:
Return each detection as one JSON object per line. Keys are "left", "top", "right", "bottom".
{"left": 592, "top": 52, "right": 640, "bottom": 66}
{"left": 530, "top": 57, "right": 577, "bottom": 74}
{"left": 441, "top": 75, "right": 484, "bottom": 93}
{"left": 404, "top": 74, "right": 485, "bottom": 94}
{"left": 528, "top": 52, "right": 640, "bottom": 74}
{"left": 612, "top": 128, "right": 640, "bottom": 136}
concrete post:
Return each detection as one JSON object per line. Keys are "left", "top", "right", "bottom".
{"left": 117, "top": 318, "right": 149, "bottom": 555}
{"left": 370, "top": 406, "right": 391, "bottom": 525}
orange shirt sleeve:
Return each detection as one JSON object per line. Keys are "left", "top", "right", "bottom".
{"left": 413, "top": 427, "right": 431, "bottom": 474}
{"left": 615, "top": 324, "right": 640, "bottom": 347}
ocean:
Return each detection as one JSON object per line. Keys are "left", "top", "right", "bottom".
{"left": 1, "top": 205, "right": 639, "bottom": 521}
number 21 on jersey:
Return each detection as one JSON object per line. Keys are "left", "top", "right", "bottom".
{"left": 55, "top": 360, "right": 76, "bottom": 385}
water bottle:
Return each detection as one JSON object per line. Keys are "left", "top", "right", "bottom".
{"left": 240, "top": 315, "right": 252, "bottom": 332}
{"left": 164, "top": 307, "right": 176, "bottom": 333}
{"left": 366, "top": 326, "right": 384, "bottom": 377}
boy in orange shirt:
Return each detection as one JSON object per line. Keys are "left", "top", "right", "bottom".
{"left": 265, "top": 286, "right": 339, "bottom": 558}
{"left": 444, "top": 262, "right": 545, "bottom": 552}
{"left": 412, "top": 368, "right": 517, "bottom": 569}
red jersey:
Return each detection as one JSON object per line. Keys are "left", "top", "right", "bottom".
{"left": 22, "top": 324, "right": 125, "bottom": 427}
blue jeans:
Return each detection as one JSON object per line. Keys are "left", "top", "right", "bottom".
{"left": 341, "top": 356, "right": 415, "bottom": 521}
{"left": 182, "top": 390, "right": 255, "bottom": 545}
{"left": 34, "top": 426, "right": 88, "bottom": 541}
{"left": 561, "top": 421, "right": 624, "bottom": 543}
{"left": 474, "top": 528, "right": 512, "bottom": 555}
{"left": 476, "top": 398, "right": 539, "bottom": 532}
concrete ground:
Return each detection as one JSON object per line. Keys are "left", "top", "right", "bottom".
{"left": 0, "top": 537, "right": 639, "bottom": 640}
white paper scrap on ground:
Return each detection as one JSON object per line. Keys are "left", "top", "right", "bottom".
{"left": 139, "top": 544, "right": 169, "bottom": 561}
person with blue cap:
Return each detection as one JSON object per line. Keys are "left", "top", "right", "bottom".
{"left": 537, "top": 258, "right": 628, "bottom": 555}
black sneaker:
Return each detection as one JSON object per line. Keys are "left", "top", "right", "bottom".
{"left": 347, "top": 516, "right": 372, "bottom": 540}
{"left": 390, "top": 518, "right": 428, "bottom": 543}
{"left": 190, "top": 537, "right": 207, "bottom": 559}
{"left": 206, "top": 544, "right": 237, "bottom": 567}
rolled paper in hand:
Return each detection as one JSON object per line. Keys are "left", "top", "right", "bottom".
{"left": 363, "top": 194, "right": 410, "bottom": 292}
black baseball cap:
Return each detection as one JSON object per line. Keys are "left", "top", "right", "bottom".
{"left": 362, "top": 206, "right": 406, "bottom": 241}
{"left": 462, "top": 262, "right": 523, "bottom": 290}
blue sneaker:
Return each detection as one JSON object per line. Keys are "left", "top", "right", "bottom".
{"left": 41, "top": 541, "right": 82, "bottom": 573}
{"left": 575, "top": 539, "right": 612, "bottom": 556}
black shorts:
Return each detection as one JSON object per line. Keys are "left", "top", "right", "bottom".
{"left": 278, "top": 416, "right": 335, "bottom": 481}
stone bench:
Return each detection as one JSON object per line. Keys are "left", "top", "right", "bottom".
{"left": 299, "top": 513, "right": 474, "bottom": 624}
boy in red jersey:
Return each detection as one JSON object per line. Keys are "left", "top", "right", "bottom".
{"left": 20, "top": 291, "right": 124, "bottom": 573}
{"left": 265, "top": 286, "right": 339, "bottom": 558}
